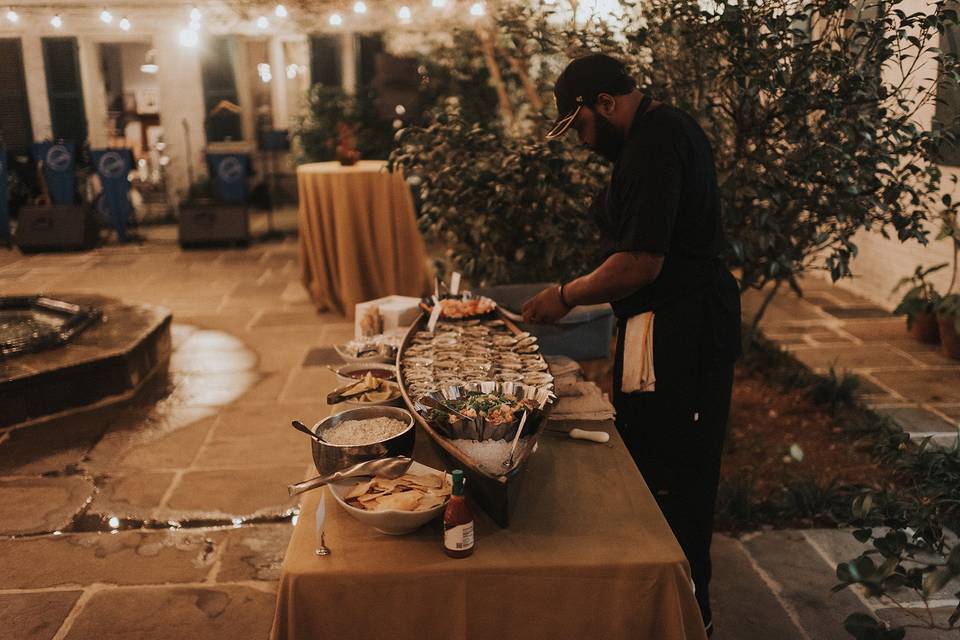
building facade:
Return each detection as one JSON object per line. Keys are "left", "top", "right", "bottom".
{"left": 0, "top": 0, "right": 381, "bottom": 208}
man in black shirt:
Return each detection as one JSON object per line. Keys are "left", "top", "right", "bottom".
{"left": 522, "top": 54, "right": 741, "bottom": 637}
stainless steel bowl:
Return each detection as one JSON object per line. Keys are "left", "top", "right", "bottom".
{"left": 311, "top": 406, "right": 416, "bottom": 476}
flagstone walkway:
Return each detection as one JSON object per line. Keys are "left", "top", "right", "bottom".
{"left": 743, "top": 278, "right": 960, "bottom": 444}
{"left": 0, "top": 230, "right": 956, "bottom": 639}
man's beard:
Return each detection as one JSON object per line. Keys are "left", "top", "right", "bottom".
{"left": 591, "top": 113, "right": 625, "bottom": 162}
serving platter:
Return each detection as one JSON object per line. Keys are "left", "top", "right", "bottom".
{"left": 396, "top": 310, "right": 555, "bottom": 527}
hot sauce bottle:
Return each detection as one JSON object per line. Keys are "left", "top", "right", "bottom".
{"left": 443, "top": 469, "right": 475, "bottom": 558}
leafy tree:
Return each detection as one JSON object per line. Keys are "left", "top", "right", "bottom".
{"left": 394, "top": 0, "right": 960, "bottom": 335}
{"left": 637, "top": 0, "right": 960, "bottom": 334}
{"left": 291, "top": 85, "right": 395, "bottom": 163}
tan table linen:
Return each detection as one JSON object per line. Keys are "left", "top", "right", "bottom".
{"left": 271, "top": 421, "right": 706, "bottom": 640}
{"left": 297, "top": 161, "right": 431, "bottom": 318}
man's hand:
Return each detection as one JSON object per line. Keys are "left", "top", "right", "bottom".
{"left": 522, "top": 286, "right": 570, "bottom": 324}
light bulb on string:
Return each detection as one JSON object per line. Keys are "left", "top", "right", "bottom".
{"left": 190, "top": 6, "right": 202, "bottom": 22}
{"left": 119, "top": 16, "right": 131, "bottom": 31}
{"left": 256, "top": 16, "right": 269, "bottom": 29}
{"left": 275, "top": 4, "right": 288, "bottom": 18}
{"left": 51, "top": 14, "right": 63, "bottom": 28}
{"left": 100, "top": 8, "right": 113, "bottom": 24}
{"left": 432, "top": 0, "right": 446, "bottom": 7}
{"left": 469, "top": 2, "right": 485, "bottom": 15}
{"left": 352, "top": 1, "right": 367, "bottom": 14}
{"left": 328, "top": 12, "right": 343, "bottom": 26}
{"left": 179, "top": 28, "right": 199, "bottom": 47}
{"left": 397, "top": 5, "right": 412, "bottom": 22}
{"left": 5, "top": 7, "right": 17, "bottom": 22}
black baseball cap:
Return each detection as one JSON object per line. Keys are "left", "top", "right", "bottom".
{"left": 545, "top": 53, "right": 637, "bottom": 139}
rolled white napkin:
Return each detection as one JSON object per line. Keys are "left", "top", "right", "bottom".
{"left": 620, "top": 311, "right": 656, "bottom": 393}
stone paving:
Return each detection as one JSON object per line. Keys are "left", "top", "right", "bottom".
{"left": 0, "top": 226, "right": 956, "bottom": 639}
{"left": 743, "top": 277, "right": 960, "bottom": 445}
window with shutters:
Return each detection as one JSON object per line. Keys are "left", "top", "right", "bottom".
{"left": 42, "top": 37, "right": 87, "bottom": 144}
{"left": 935, "top": 3, "right": 960, "bottom": 166}
{"left": 310, "top": 35, "right": 342, "bottom": 87}
{"left": 201, "top": 36, "right": 242, "bottom": 143}
{"left": 0, "top": 39, "right": 32, "bottom": 152}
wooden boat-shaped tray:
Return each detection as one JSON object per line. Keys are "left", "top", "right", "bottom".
{"left": 396, "top": 311, "right": 553, "bottom": 527}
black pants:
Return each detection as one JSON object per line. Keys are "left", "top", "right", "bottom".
{"left": 613, "top": 303, "right": 736, "bottom": 626}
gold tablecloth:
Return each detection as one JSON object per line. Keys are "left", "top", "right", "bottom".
{"left": 271, "top": 421, "right": 707, "bottom": 640}
{"left": 297, "top": 161, "right": 431, "bottom": 318}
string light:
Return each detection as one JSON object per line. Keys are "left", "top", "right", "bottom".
{"left": 352, "top": 1, "right": 367, "bottom": 14}
{"left": 286, "top": 63, "right": 298, "bottom": 79}
{"left": 179, "top": 28, "right": 199, "bottom": 47}
{"left": 469, "top": 2, "right": 485, "bottom": 15}
{"left": 190, "top": 6, "right": 202, "bottom": 22}
{"left": 50, "top": 13, "right": 63, "bottom": 28}
{"left": 397, "top": 5, "right": 411, "bottom": 22}
{"left": 257, "top": 62, "right": 272, "bottom": 83}
{"left": 274, "top": 4, "right": 288, "bottom": 18}
{"left": 100, "top": 8, "right": 113, "bottom": 23}
{"left": 119, "top": 16, "right": 131, "bottom": 31}
{"left": 328, "top": 12, "right": 343, "bottom": 26}
{"left": 255, "top": 15, "right": 269, "bottom": 29}
{"left": 432, "top": 0, "right": 446, "bottom": 7}
{"left": 5, "top": 7, "right": 17, "bottom": 22}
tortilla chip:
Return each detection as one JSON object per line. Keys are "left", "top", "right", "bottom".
{"left": 401, "top": 473, "right": 443, "bottom": 489}
{"left": 345, "top": 479, "right": 375, "bottom": 499}
{"left": 371, "top": 490, "right": 423, "bottom": 512}
{"left": 416, "top": 494, "right": 447, "bottom": 511}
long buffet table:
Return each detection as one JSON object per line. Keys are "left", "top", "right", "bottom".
{"left": 270, "top": 419, "right": 707, "bottom": 640}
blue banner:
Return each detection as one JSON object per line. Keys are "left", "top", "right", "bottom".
{"left": 31, "top": 141, "right": 76, "bottom": 206}
{"left": 206, "top": 153, "right": 250, "bottom": 204}
{"left": 92, "top": 148, "right": 133, "bottom": 241}
{"left": 0, "top": 146, "right": 8, "bottom": 240}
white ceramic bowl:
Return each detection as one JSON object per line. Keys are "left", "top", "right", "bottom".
{"left": 335, "top": 362, "right": 398, "bottom": 386}
{"left": 328, "top": 460, "right": 449, "bottom": 535}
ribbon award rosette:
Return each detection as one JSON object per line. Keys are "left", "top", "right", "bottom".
{"left": 92, "top": 148, "right": 134, "bottom": 240}
{"left": 31, "top": 141, "right": 76, "bottom": 205}
{"left": 206, "top": 153, "right": 250, "bottom": 204}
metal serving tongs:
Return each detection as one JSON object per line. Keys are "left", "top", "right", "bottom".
{"left": 288, "top": 456, "right": 413, "bottom": 497}
{"left": 503, "top": 410, "right": 529, "bottom": 470}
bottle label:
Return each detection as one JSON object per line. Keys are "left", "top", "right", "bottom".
{"left": 444, "top": 522, "right": 475, "bottom": 551}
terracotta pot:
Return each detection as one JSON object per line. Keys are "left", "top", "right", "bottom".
{"left": 910, "top": 311, "right": 940, "bottom": 344}
{"left": 938, "top": 314, "right": 960, "bottom": 360}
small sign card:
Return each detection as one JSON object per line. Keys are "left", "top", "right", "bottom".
{"left": 427, "top": 295, "right": 443, "bottom": 332}
{"left": 450, "top": 272, "right": 462, "bottom": 296}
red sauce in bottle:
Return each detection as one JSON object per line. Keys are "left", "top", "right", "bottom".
{"left": 443, "top": 469, "right": 475, "bottom": 558}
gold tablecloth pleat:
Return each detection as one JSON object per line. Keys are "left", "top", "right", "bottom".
{"left": 297, "top": 161, "right": 431, "bottom": 318}
{"left": 271, "top": 421, "right": 707, "bottom": 640}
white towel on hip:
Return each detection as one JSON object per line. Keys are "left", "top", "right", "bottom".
{"left": 620, "top": 311, "right": 656, "bottom": 393}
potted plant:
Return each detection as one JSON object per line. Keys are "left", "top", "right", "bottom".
{"left": 933, "top": 207, "right": 960, "bottom": 358}
{"left": 892, "top": 263, "right": 948, "bottom": 344}
{"left": 938, "top": 293, "right": 960, "bottom": 358}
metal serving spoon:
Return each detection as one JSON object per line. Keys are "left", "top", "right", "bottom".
{"left": 288, "top": 456, "right": 413, "bottom": 497}
{"left": 291, "top": 420, "right": 324, "bottom": 444}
